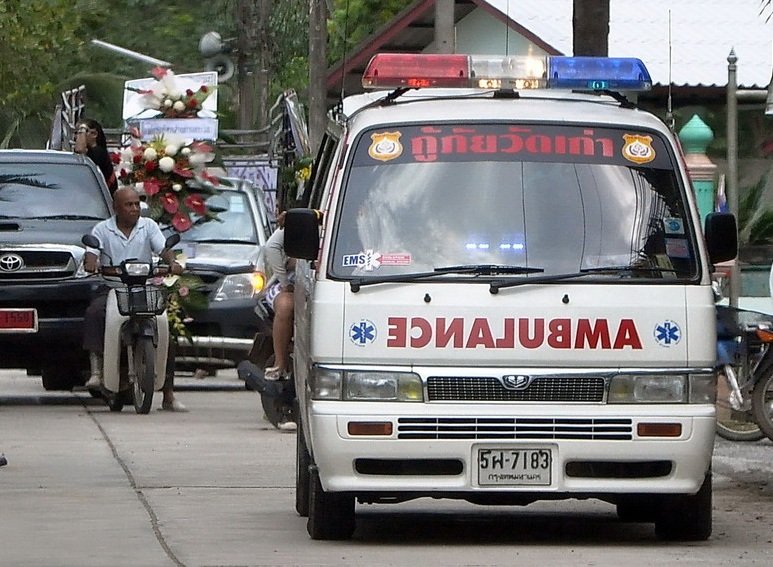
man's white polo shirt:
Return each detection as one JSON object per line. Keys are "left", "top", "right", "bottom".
{"left": 88, "top": 216, "right": 166, "bottom": 266}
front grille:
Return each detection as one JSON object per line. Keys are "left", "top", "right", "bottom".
{"left": 0, "top": 250, "right": 76, "bottom": 280}
{"left": 397, "top": 417, "right": 632, "bottom": 440}
{"left": 427, "top": 376, "right": 605, "bottom": 402}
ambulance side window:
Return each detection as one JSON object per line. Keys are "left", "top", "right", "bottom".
{"left": 303, "top": 134, "right": 338, "bottom": 209}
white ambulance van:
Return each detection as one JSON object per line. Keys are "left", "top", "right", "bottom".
{"left": 285, "top": 54, "right": 738, "bottom": 541}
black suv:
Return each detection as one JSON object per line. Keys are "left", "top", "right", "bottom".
{"left": 0, "top": 150, "right": 112, "bottom": 390}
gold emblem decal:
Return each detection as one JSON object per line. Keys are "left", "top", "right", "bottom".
{"left": 622, "top": 134, "right": 656, "bottom": 164}
{"left": 368, "top": 131, "right": 403, "bottom": 162}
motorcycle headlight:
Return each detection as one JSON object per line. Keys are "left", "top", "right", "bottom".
{"left": 608, "top": 374, "right": 687, "bottom": 403}
{"left": 213, "top": 272, "right": 266, "bottom": 301}
{"left": 124, "top": 262, "right": 151, "bottom": 276}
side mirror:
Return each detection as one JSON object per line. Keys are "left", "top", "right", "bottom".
{"left": 81, "top": 234, "right": 100, "bottom": 249}
{"left": 165, "top": 233, "right": 181, "bottom": 249}
{"left": 284, "top": 208, "right": 320, "bottom": 260}
{"left": 704, "top": 212, "right": 737, "bottom": 264}
{"left": 140, "top": 200, "right": 150, "bottom": 217}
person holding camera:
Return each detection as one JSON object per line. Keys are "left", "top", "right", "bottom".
{"left": 73, "top": 118, "right": 118, "bottom": 195}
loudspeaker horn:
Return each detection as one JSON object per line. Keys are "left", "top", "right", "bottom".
{"left": 206, "top": 55, "right": 235, "bottom": 82}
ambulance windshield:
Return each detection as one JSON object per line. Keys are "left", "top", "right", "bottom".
{"left": 331, "top": 124, "right": 698, "bottom": 281}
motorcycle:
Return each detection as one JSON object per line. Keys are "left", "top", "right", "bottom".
{"left": 237, "top": 276, "right": 296, "bottom": 429}
{"left": 82, "top": 233, "right": 180, "bottom": 414}
{"left": 715, "top": 304, "right": 773, "bottom": 441}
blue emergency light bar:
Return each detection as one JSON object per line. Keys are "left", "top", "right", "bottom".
{"left": 362, "top": 54, "right": 652, "bottom": 92}
{"left": 547, "top": 56, "right": 652, "bottom": 91}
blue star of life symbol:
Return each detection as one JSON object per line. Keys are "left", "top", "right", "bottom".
{"left": 654, "top": 320, "right": 681, "bottom": 346}
{"left": 350, "top": 319, "right": 376, "bottom": 346}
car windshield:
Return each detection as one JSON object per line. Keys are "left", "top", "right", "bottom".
{"left": 0, "top": 162, "right": 111, "bottom": 218}
{"left": 179, "top": 189, "right": 258, "bottom": 243}
{"left": 330, "top": 123, "right": 698, "bottom": 281}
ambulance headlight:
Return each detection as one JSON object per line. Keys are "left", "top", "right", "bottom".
{"left": 310, "top": 367, "right": 343, "bottom": 400}
{"left": 310, "top": 367, "right": 423, "bottom": 401}
{"left": 345, "top": 371, "right": 423, "bottom": 401}
{"left": 608, "top": 374, "right": 687, "bottom": 403}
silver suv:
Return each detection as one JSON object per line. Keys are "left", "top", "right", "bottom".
{"left": 171, "top": 177, "right": 274, "bottom": 372}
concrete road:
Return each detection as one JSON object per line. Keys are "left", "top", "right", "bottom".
{"left": 1, "top": 369, "right": 772, "bottom": 567}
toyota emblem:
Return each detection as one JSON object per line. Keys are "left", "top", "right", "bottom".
{"left": 0, "top": 253, "right": 25, "bottom": 272}
{"left": 502, "top": 375, "right": 532, "bottom": 390}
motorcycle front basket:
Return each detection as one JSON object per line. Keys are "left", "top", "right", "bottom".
{"left": 115, "top": 287, "right": 167, "bottom": 316}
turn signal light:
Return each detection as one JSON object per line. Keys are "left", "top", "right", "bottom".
{"left": 637, "top": 423, "right": 682, "bottom": 437}
{"left": 347, "top": 421, "right": 393, "bottom": 436}
{"left": 756, "top": 328, "right": 773, "bottom": 343}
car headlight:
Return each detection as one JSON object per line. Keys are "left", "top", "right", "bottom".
{"left": 311, "top": 367, "right": 423, "bottom": 401}
{"left": 213, "top": 271, "right": 266, "bottom": 301}
{"left": 608, "top": 374, "right": 687, "bottom": 403}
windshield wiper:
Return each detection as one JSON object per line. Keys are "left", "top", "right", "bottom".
{"left": 350, "top": 264, "right": 543, "bottom": 292}
{"left": 579, "top": 265, "right": 677, "bottom": 275}
{"left": 36, "top": 215, "right": 104, "bottom": 220}
{"left": 489, "top": 265, "right": 678, "bottom": 294}
{"left": 188, "top": 238, "right": 257, "bottom": 245}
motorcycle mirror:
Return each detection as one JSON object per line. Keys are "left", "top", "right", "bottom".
{"left": 82, "top": 234, "right": 100, "bottom": 249}
{"left": 165, "top": 233, "right": 181, "bottom": 249}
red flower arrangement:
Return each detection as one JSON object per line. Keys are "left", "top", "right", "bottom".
{"left": 116, "top": 130, "right": 220, "bottom": 232}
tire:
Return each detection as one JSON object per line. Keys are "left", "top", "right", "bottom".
{"left": 41, "top": 359, "right": 82, "bottom": 391}
{"left": 106, "top": 393, "right": 125, "bottom": 412}
{"left": 131, "top": 337, "right": 156, "bottom": 414}
{"left": 307, "top": 467, "right": 355, "bottom": 540}
{"left": 716, "top": 368, "right": 765, "bottom": 441}
{"left": 751, "top": 362, "right": 773, "bottom": 442}
{"left": 296, "top": 408, "right": 311, "bottom": 517}
{"left": 616, "top": 497, "right": 659, "bottom": 522}
{"left": 654, "top": 472, "right": 712, "bottom": 541}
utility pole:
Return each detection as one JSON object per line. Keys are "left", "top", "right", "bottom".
{"left": 236, "top": 0, "right": 258, "bottom": 129}
{"left": 434, "top": 0, "right": 455, "bottom": 54}
{"left": 308, "top": 0, "right": 328, "bottom": 151}
{"left": 256, "top": 0, "right": 272, "bottom": 130}
{"left": 572, "top": 0, "right": 609, "bottom": 56}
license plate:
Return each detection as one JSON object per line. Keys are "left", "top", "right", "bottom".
{"left": 0, "top": 309, "right": 38, "bottom": 333}
{"left": 477, "top": 447, "right": 552, "bottom": 486}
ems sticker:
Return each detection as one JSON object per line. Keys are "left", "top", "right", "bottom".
{"left": 368, "top": 132, "right": 403, "bottom": 162}
{"left": 343, "top": 250, "right": 412, "bottom": 271}
{"left": 350, "top": 319, "right": 377, "bottom": 346}
{"left": 654, "top": 320, "right": 681, "bottom": 347}
{"left": 621, "top": 134, "right": 656, "bottom": 164}
{"left": 665, "top": 238, "right": 690, "bottom": 258}
{"left": 663, "top": 217, "right": 684, "bottom": 235}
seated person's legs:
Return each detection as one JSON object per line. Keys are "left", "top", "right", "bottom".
{"left": 266, "top": 290, "right": 294, "bottom": 380}
{"left": 83, "top": 290, "right": 108, "bottom": 387}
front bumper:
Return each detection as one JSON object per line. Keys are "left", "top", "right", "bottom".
{"left": 174, "top": 297, "right": 259, "bottom": 367}
{"left": 308, "top": 401, "right": 715, "bottom": 497}
{"left": 0, "top": 279, "right": 97, "bottom": 369}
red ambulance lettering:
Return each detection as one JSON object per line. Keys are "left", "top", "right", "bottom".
{"left": 410, "top": 317, "right": 432, "bottom": 348}
{"left": 519, "top": 318, "right": 544, "bottom": 349}
{"left": 547, "top": 318, "right": 572, "bottom": 348}
{"left": 385, "top": 316, "right": 642, "bottom": 350}
{"left": 387, "top": 317, "right": 407, "bottom": 347}
{"left": 574, "top": 319, "right": 612, "bottom": 349}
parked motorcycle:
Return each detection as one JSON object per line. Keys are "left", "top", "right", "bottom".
{"left": 715, "top": 304, "right": 773, "bottom": 441}
{"left": 237, "top": 276, "right": 296, "bottom": 429}
{"left": 82, "top": 233, "right": 180, "bottom": 414}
